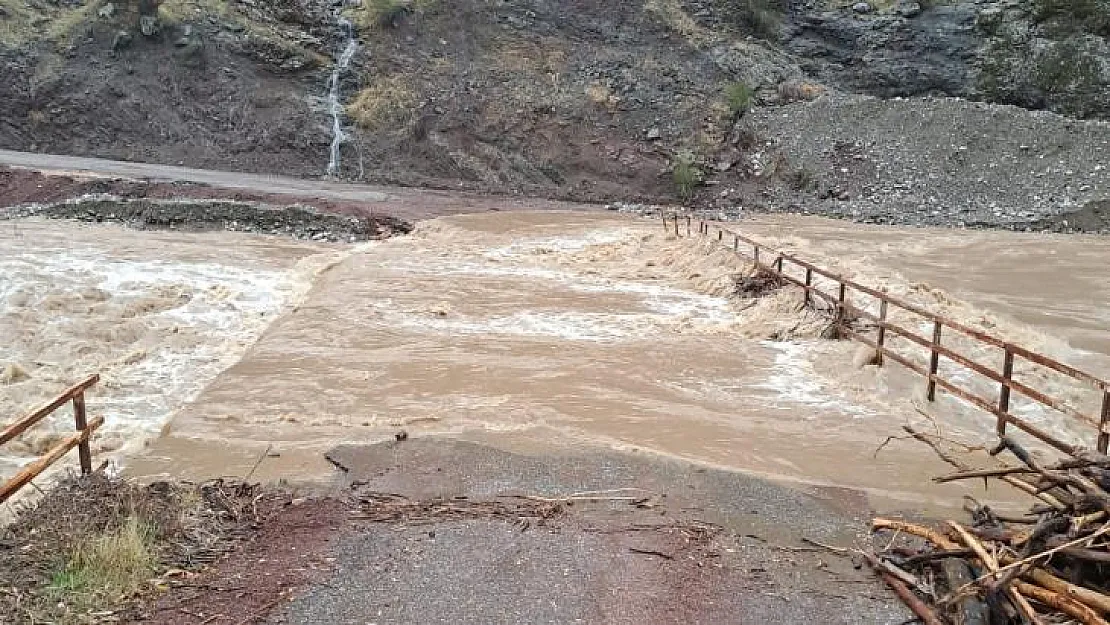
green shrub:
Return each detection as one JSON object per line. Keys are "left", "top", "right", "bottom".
{"left": 1034, "top": 0, "right": 1110, "bottom": 35}
{"left": 788, "top": 167, "right": 818, "bottom": 191}
{"left": 672, "top": 151, "right": 701, "bottom": 202}
{"left": 725, "top": 81, "right": 754, "bottom": 118}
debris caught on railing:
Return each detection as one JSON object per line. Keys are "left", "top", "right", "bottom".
{"left": 866, "top": 427, "right": 1110, "bottom": 625}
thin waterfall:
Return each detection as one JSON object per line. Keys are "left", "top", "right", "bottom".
{"left": 325, "top": 17, "right": 358, "bottom": 177}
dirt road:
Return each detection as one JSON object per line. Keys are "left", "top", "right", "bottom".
{"left": 0, "top": 149, "right": 597, "bottom": 221}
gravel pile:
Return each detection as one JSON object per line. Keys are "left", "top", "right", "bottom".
{"left": 747, "top": 93, "right": 1110, "bottom": 232}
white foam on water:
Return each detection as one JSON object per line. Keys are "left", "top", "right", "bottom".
{"left": 754, "top": 340, "right": 875, "bottom": 418}
{"left": 482, "top": 229, "right": 635, "bottom": 259}
{"left": 0, "top": 245, "right": 320, "bottom": 471}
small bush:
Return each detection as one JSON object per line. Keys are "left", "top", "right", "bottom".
{"left": 725, "top": 81, "right": 754, "bottom": 118}
{"left": 788, "top": 167, "right": 818, "bottom": 191}
{"left": 672, "top": 151, "right": 701, "bottom": 202}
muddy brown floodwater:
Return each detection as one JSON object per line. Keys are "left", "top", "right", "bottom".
{"left": 5, "top": 211, "right": 1109, "bottom": 516}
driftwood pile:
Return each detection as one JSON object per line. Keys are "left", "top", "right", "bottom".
{"left": 867, "top": 426, "right": 1110, "bottom": 624}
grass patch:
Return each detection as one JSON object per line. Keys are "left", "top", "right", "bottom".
{"left": 347, "top": 77, "right": 418, "bottom": 131}
{"left": 672, "top": 150, "right": 702, "bottom": 203}
{"left": 48, "top": 517, "right": 158, "bottom": 607}
{"left": 724, "top": 81, "right": 754, "bottom": 118}
{"left": 350, "top": 0, "right": 438, "bottom": 30}
{"left": 0, "top": 0, "right": 98, "bottom": 48}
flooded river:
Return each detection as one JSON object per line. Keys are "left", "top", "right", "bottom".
{"left": 4, "top": 212, "right": 1109, "bottom": 513}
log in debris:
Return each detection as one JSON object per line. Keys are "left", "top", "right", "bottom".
{"left": 866, "top": 427, "right": 1110, "bottom": 624}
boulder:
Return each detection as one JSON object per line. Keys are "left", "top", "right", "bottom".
{"left": 112, "top": 29, "right": 133, "bottom": 50}
{"left": 139, "top": 14, "right": 160, "bottom": 37}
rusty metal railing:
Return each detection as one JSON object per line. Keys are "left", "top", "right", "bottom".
{"left": 0, "top": 374, "right": 102, "bottom": 503}
{"left": 669, "top": 214, "right": 1110, "bottom": 455}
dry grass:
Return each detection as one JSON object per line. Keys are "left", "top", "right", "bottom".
{"left": 346, "top": 77, "right": 418, "bottom": 131}
{"left": 349, "top": 0, "right": 439, "bottom": 31}
{"left": 0, "top": 0, "right": 96, "bottom": 48}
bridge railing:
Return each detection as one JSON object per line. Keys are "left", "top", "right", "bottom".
{"left": 668, "top": 214, "right": 1110, "bottom": 455}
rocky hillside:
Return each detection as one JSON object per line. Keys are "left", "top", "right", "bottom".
{"left": 0, "top": 0, "right": 1106, "bottom": 224}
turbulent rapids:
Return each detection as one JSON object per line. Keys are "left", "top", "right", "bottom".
{"left": 4, "top": 211, "right": 1110, "bottom": 512}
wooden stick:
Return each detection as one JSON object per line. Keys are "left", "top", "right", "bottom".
{"left": 948, "top": 521, "right": 1042, "bottom": 625}
{"left": 1017, "top": 565, "right": 1110, "bottom": 614}
{"left": 904, "top": 426, "right": 1066, "bottom": 509}
{"left": 861, "top": 551, "right": 945, "bottom": 625}
{"left": 1014, "top": 581, "right": 1110, "bottom": 625}
{"left": 934, "top": 466, "right": 1037, "bottom": 483}
{"left": 872, "top": 518, "right": 959, "bottom": 550}
{"left": 970, "top": 522, "right": 1110, "bottom": 585}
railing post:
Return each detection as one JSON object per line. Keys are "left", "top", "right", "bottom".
{"left": 804, "top": 268, "right": 812, "bottom": 307}
{"left": 927, "top": 321, "right": 943, "bottom": 401}
{"left": 718, "top": 228, "right": 723, "bottom": 242}
{"left": 72, "top": 392, "right": 92, "bottom": 475}
{"left": 674, "top": 215, "right": 680, "bottom": 237}
{"left": 661, "top": 212, "right": 667, "bottom": 232}
{"left": 733, "top": 234, "right": 739, "bottom": 252}
{"left": 1099, "top": 390, "right": 1110, "bottom": 453}
{"left": 754, "top": 246, "right": 760, "bottom": 266}
{"left": 876, "top": 300, "right": 888, "bottom": 366}
{"left": 774, "top": 256, "right": 783, "bottom": 273}
{"left": 686, "top": 216, "right": 691, "bottom": 236}
{"left": 997, "top": 348, "right": 1014, "bottom": 438}
{"left": 836, "top": 282, "right": 847, "bottom": 329}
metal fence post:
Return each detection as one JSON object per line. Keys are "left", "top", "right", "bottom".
{"left": 927, "top": 321, "right": 943, "bottom": 401}
{"left": 804, "top": 268, "right": 813, "bottom": 307}
{"left": 734, "top": 234, "right": 739, "bottom": 252}
{"left": 876, "top": 300, "right": 888, "bottom": 366}
{"left": 72, "top": 392, "right": 92, "bottom": 475}
{"left": 686, "top": 216, "right": 691, "bottom": 236}
{"left": 674, "top": 215, "right": 680, "bottom": 237}
{"left": 1099, "top": 390, "right": 1110, "bottom": 453}
{"left": 997, "top": 348, "right": 1014, "bottom": 437}
{"left": 718, "top": 228, "right": 723, "bottom": 242}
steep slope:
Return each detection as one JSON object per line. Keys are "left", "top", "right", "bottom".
{"left": 0, "top": 0, "right": 1106, "bottom": 216}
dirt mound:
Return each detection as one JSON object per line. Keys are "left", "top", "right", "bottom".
{"left": 3, "top": 196, "right": 402, "bottom": 242}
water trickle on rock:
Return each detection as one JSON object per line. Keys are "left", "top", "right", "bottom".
{"left": 325, "top": 16, "right": 358, "bottom": 177}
